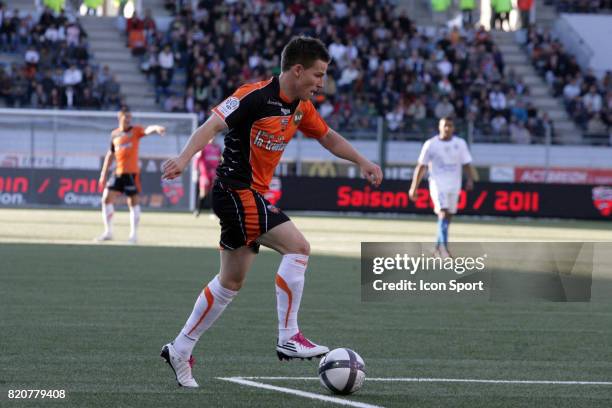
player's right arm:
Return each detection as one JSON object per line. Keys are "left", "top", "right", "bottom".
{"left": 408, "top": 164, "right": 427, "bottom": 201}
{"left": 98, "top": 149, "right": 114, "bottom": 188}
{"left": 162, "top": 113, "right": 227, "bottom": 180}
{"left": 409, "top": 140, "right": 431, "bottom": 201}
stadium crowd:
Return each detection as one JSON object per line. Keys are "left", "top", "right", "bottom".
{"left": 0, "top": 3, "right": 123, "bottom": 109}
{"left": 0, "top": 0, "right": 555, "bottom": 142}
{"left": 525, "top": 26, "right": 612, "bottom": 139}
{"left": 131, "top": 0, "right": 548, "bottom": 142}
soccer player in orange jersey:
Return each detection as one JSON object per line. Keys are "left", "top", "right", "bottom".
{"left": 160, "top": 37, "right": 383, "bottom": 388}
{"left": 96, "top": 106, "right": 166, "bottom": 244}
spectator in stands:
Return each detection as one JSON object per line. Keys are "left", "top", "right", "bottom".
{"left": 184, "top": 86, "right": 194, "bottom": 113}
{"left": 103, "top": 74, "right": 121, "bottom": 108}
{"left": 48, "top": 87, "right": 61, "bottom": 108}
{"left": 63, "top": 63, "right": 82, "bottom": 87}
{"left": 489, "top": 84, "right": 507, "bottom": 113}
{"left": 437, "top": 76, "right": 453, "bottom": 95}
{"left": 337, "top": 60, "right": 360, "bottom": 93}
{"left": 140, "top": 44, "right": 159, "bottom": 80}
{"left": 127, "top": 12, "right": 146, "bottom": 55}
{"left": 66, "top": 21, "right": 80, "bottom": 47}
{"left": 9, "top": 70, "right": 29, "bottom": 107}
{"left": 563, "top": 77, "right": 581, "bottom": 101}
{"left": 586, "top": 113, "right": 608, "bottom": 136}
{"left": 319, "top": 98, "right": 334, "bottom": 119}
{"left": 431, "top": 0, "right": 451, "bottom": 26}
{"left": 142, "top": 8, "right": 157, "bottom": 46}
{"left": 159, "top": 44, "right": 174, "bottom": 80}
{"left": 583, "top": 85, "right": 603, "bottom": 115}
{"left": 491, "top": 113, "right": 508, "bottom": 134}
{"left": 24, "top": 45, "right": 39, "bottom": 68}
{"left": 460, "top": 0, "right": 476, "bottom": 27}
{"left": 386, "top": 104, "right": 404, "bottom": 132}
{"left": 98, "top": 65, "right": 111, "bottom": 85}
{"left": 407, "top": 96, "right": 427, "bottom": 130}
{"left": 79, "top": 86, "right": 101, "bottom": 109}
{"left": 155, "top": 64, "right": 172, "bottom": 103}
{"left": 32, "top": 83, "right": 47, "bottom": 108}
{"left": 510, "top": 119, "right": 531, "bottom": 144}
{"left": 164, "top": 92, "right": 184, "bottom": 112}
{"left": 517, "top": 0, "right": 533, "bottom": 29}
{"left": 435, "top": 96, "right": 455, "bottom": 119}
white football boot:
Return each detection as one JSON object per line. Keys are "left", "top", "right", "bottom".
{"left": 160, "top": 343, "right": 199, "bottom": 388}
{"left": 95, "top": 232, "right": 113, "bottom": 242}
{"left": 276, "top": 331, "right": 329, "bottom": 360}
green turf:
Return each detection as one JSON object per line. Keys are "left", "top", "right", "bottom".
{"left": 1, "top": 209, "right": 611, "bottom": 407}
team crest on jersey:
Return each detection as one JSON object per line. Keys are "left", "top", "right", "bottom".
{"left": 217, "top": 96, "right": 240, "bottom": 117}
{"left": 592, "top": 186, "right": 612, "bottom": 216}
{"left": 293, "top": 110, "right": 303, "bottom": 125}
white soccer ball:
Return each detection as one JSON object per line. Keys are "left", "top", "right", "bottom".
{"left": 318, "top": 348, "right": 366, "bottom": 395}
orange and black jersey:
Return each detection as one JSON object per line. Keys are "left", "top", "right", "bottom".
{"left": 212, "top": 76, "right": 329, "bottom": 193}
{"left": 109, "top": 125, "right": 146, "bottom": 174}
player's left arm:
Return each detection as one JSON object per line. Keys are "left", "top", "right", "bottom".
{"left": 144, "top": 125, "right": 166, "bottom": 136}
{"left": 318, "top": 128, "right": 382, "bottom": 187}
{"left": 463, "top": 163, "right": 479, "bottom": 191}
{"left": 461, "top": 140, "right": 476, "bottom": 191}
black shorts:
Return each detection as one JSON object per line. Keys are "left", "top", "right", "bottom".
{"left": 212, "top": 180, "right": 290, "bottom": 253}
{"left": 106, "top": 173, "right": 141, "bottom": 196}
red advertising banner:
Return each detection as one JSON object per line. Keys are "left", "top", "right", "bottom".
{"left": 0, "top": 168, "right": 190, "bottom": 209}
{"left": 515, "top": 167, "right": 612, "bottom": 185}
{"left": 274, "top": 177, "right": 612, "bottom": 220}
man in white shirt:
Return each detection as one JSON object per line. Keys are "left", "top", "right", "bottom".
{"left": 563, "top": 78, "right": 581, "bottom": 101}
{"left": 63, "top": 64, "right": 82, "bottom": 87}
{"left": 489, "top": 85, "right": 507, "bottom": 112}
{"left": 409, "top": 117, "right": 475, "bottom": 257}
{"left": 583, "top": 85, "right": 602, "bottom": 114}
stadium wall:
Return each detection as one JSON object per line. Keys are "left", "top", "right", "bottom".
{"left": 554, "top": 14, "right": 612, "bottom": 76}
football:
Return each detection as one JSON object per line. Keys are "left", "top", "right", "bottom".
{"left": 318, "top": 348, "right": 366, "bottom": 395}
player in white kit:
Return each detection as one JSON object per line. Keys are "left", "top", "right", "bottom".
{"left": 409, "top": 117, "right": 475, "bottom": 257}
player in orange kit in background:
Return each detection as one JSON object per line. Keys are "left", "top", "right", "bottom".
{"left": 193, "top": 137, "right": 222, "bottom": 217}
{"left": 96, "top": 106, "right": 166, "bottom": 244}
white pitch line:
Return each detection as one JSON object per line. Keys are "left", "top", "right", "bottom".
{"left": 237, "top": 376, "right": 612, "bottom": 386}
{"left": 217, "top": 377, "right": 384, "bottom": 408}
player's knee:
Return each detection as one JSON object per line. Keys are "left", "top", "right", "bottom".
{"left": 219, "top": 274, "right": 245, "bottom": 291}
{"left": 291, "top": 238, "right": 310, "bottom": 256}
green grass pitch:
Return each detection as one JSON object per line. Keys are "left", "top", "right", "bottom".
{"left": 1, "top": 208, "right": 611, "bottom": 407}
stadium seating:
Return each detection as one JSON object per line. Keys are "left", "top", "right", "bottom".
{"left": 524, "top": 26, "right": 611, "bottom": 143}
{"left": 0, "top": 5, "right": 122, "bottom": 110}
{"left": 146, "top": 1, "right": 548, "bottom": 143}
